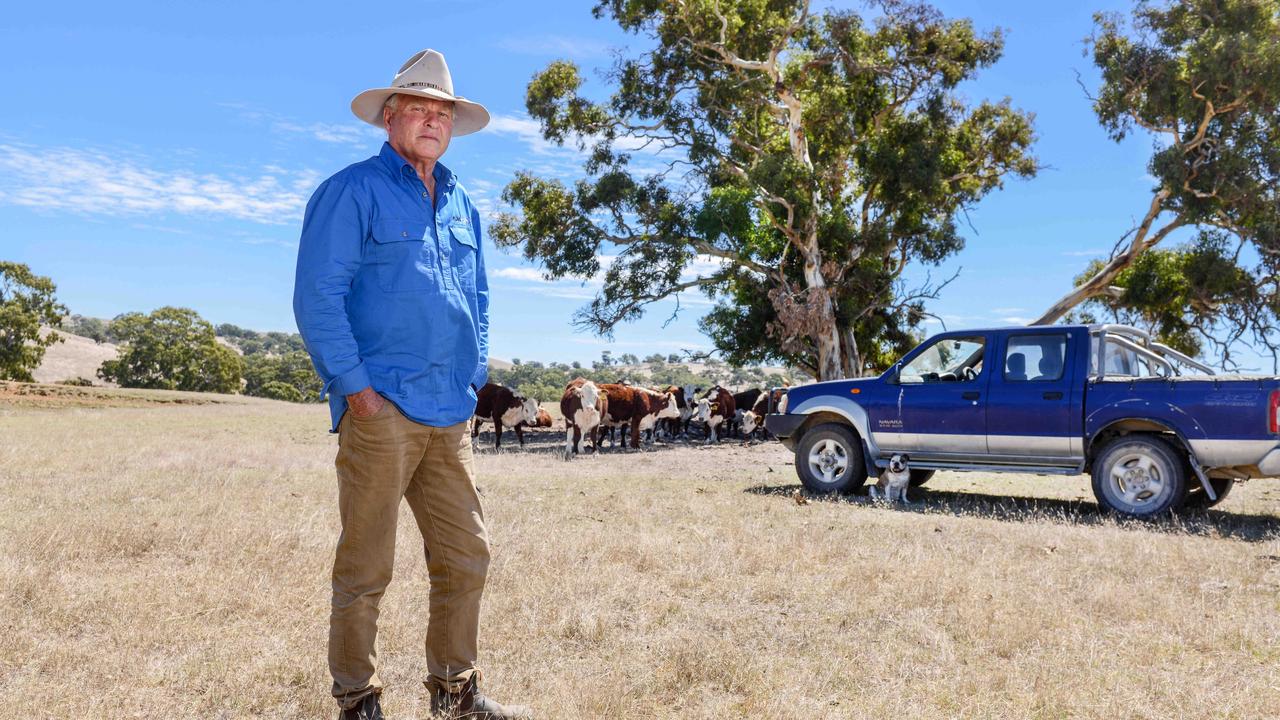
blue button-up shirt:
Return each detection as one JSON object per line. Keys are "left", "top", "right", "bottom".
{"left": 293, "top": 142, "right": 489, "bottom": 431}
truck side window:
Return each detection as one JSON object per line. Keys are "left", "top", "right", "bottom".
{"left": 900, "top": 336, "right": 985, "bottom": 383}
{"left": 1005, "top": 334, "right": 1067, "bottom": 382}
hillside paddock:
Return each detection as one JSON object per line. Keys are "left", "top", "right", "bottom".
{"left": 2, "top": 382, "right": 1279, "bottom": 719}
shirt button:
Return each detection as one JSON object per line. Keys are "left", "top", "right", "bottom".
{"left": 422, "top": 192, "right": 429, "bottom": 198}
{"left": 401, "top": 231, "right": 407, "bottom": 237}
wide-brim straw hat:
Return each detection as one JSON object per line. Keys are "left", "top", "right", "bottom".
{"left": 351, "top": 49, "right": 490, "bottom": 136}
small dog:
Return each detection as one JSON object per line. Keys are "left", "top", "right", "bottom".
{"left": 870, "top": 454, "right": 912, "bottom": 503}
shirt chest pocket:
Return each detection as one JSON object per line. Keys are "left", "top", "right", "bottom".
{"left": 449, "top": 222, "right": 479, "bottom": 290}
{"left": 370, "top": 218, "right": 433, "bottom": 292}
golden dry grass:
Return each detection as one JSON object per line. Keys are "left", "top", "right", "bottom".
{"left": 2, "top": 384, "right": 1279, "bottom": 719}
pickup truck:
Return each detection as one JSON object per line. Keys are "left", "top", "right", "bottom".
{"left": 764, "top": 324, "right": 1280, "bottom": 517}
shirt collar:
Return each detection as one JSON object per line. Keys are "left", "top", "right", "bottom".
{"left": 379, "top": 142, "right": 456, "bottom": 188}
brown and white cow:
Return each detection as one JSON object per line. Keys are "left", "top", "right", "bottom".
{"left": 740, "top": 388, "right": 786, "bottom": 439}
{"left": 729, "top": 388, "right": 763, "bottom": 437}
{"left": 561, "top": 377, "right": 606, "bottom": 460}
{"left": 692, "top": 386, "right": 736, "bottom": 444}
{"left": 533, "top": 407, "right": 553, "bottom": 428}
{"left": 472, "top": 383, "right": 540, "bottom": 449}
{"left": 658, "top": 384, "right": 697, "bottom": 440}
{"left": 598, "top": 383, "right": 681, "bottom": 449}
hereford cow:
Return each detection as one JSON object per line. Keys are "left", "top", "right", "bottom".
{"left": 598, "top": 383, "right": 681, "bottom": 449}
{"left": 728, "top": 388, "right": 763, "bottom": 437}
{"left": 658, "top": 385, "right": 697, "bottom": 440}
{"left": 534, "top": 407, "right": 553, "bottom": 428}
{"left": 472, "top": 383, "right": 540, "bottom": 449}
{"left": 692, "top": 386, "right": 736, "bottom": 444}
{"left": 740, "top": 388, "right": 786, "bottom": 439}
{"left": 561, "top": 377, "right": 606, "bottom": 460}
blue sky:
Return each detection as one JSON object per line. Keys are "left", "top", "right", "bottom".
{"left": 3, "top": 0, "right": 1241, "bottom": 367}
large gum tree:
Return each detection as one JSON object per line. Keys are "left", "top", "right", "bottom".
{"left": 493, "top": 0, "right": 1037, "bottom": 379}
{"left": 1037, "top": 0, "right": 1279, "bottom": 369}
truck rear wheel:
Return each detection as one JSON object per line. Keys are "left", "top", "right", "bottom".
{"left": 795, "top": 423, "right": 868, "bottom": 495}
{"left": 1091, "top": 435, "right": 1188, "bottom": 517}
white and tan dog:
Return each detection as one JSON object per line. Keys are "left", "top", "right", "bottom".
{"left": 870, "top": 454, "right": 912, "bottom": 503}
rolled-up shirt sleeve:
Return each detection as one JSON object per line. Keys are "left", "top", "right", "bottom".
{"left": 293, "top": 177, "right": 371, "bottom": 399}
{"left": 468, "top": 203, "right": 489, "bottom": 390}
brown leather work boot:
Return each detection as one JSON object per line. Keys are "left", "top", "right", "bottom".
{"left": 338, "top": 692, "right": 383, "bottom": 720}
{"left": 428, "top": 675, "right": 532, "bottom": 719}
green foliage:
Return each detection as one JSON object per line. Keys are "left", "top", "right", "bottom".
{"left": 98, "top": 307, "right": 243, "bottom": 393}
{"left": 494, "top": 0, "right": 1036, "bottom": 378}
{"left": 243, "top": 350, "right": 323, "bottom": 403}
{"left": 62, "top": 314, "right": 115, "bottom": 344}
{"left": 1067, "top": 0, "right": 1280, "bottom": 367}
{"left": 1083, "top": 232, "right": 1269, "bottom": 360}
{"left": 0, "top": 262, "right": 67, "bottom": 382}
{"left": 215, "top": 324, "right": 307, "bottom": 356}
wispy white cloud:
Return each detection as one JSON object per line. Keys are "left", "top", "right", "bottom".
{"left": 483, "top": 113, "right": 563, "bottom": 156}
{"left": 0, "top": 142, "right": 318, "bottom": 225}
{"left": 496, "top": 35, "right": 612, "bottom": 59}
{"left": 491, "top": 267, "right": 549, "bottom": 282}
{"left": 222, "top": 102, "right": 383, "bottom": 147}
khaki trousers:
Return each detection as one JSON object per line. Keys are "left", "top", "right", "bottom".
{"left": 329, "top": 402, "right": 490, "bottom": 709}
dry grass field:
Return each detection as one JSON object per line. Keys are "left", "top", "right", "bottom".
{"left": 2, "top": 382, "right": 1279, "bottom": 719}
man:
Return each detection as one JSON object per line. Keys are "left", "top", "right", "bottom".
{"left": 294, "top": 49, "right": 531, "bottom": 720}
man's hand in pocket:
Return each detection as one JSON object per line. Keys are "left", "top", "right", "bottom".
{"left": 347, "top": 386, "right": 386, "bottom": 418}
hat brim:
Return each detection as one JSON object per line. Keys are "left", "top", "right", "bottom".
{"left": 351, "top": 87, "right": 490, "bottom": 136}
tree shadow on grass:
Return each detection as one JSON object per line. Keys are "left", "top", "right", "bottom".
{"left": 744, "top": 482, "right": 1280, "bottom": 543}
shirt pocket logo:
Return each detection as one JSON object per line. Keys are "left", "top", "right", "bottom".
{"left": 371, "top": 218, "right": 432, "bottom": 292}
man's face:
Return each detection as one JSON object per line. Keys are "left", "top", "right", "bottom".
{"left": 384, "top": 95, "right": 454, "bottom": 167}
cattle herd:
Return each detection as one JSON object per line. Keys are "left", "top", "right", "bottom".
{"left": 471, "top": 380, "right": 787, "bottom": 459}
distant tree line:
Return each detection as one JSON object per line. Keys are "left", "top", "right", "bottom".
{"left": 493, "top": 351, "right": 799, "bottom": 405}
{"left": 63, "top": 307, "right": 324, "bottom": 401}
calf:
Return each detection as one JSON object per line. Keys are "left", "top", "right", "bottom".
{"left": 533, "top": 407, "right": 553, "bottom": 428}
{"left": 560, "top": 377, "right": 606, "bottom": 460}
{"left": 598, "top": 383, "right": 681, "bottom": 449}
{"left": 740, "top": 388, "right": 785, "bottom": 439}
{"left": 692, "top": 386, "right": 736, "bottom": 444}
{"left": 729, "top": 388, "right": 763, "bottom": 437}
{"left": 472, "top": 383, "right": 540, "bottom": 449}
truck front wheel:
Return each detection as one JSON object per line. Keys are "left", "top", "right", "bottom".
{"left": 795, "top": 423, "right": 868, "bottom": 495}
{"left": 1091, "top": 435, "right": 1188, "bottom": 517}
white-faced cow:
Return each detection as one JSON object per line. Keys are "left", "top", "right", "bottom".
{"left": 561, "top": 377, "right": 606, "bottom": 460}
{"left": 472, "top": 383, "right": 540, "bottom": 449}
{"left": 533, "top": 407, "right": 553, "bottom": 428}
{"left": 728, "top": 388, "right": 763, "bottom": 437}
{"left": 692, "top": 386, "right": 736, "bottom": 444}
{"left": 740, "top": 388, "right": 785, "bottom": 439}
{"left": 598, "top": 383, "right": 680, "bottom": 449}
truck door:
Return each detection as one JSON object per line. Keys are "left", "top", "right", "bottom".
{"left": 985, "top": 331, "right": 1078, "bottom": 459}
{"left": 891, "top": 334, "right": 990, "bottom": 454}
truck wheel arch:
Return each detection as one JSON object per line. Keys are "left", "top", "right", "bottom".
{"left": 1087, "top": 418, "right": 1192, "bottom": 471}
{"left": 790, "top": 409, "right": 879, "bottom": 478}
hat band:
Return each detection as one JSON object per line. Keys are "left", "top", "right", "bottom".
{"left": 398, "top": 81, "right": 447, "bottom": 93}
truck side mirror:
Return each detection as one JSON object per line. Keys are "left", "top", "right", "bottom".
{"left": 888, "top": 363, "right": 902, "bottom": 384}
